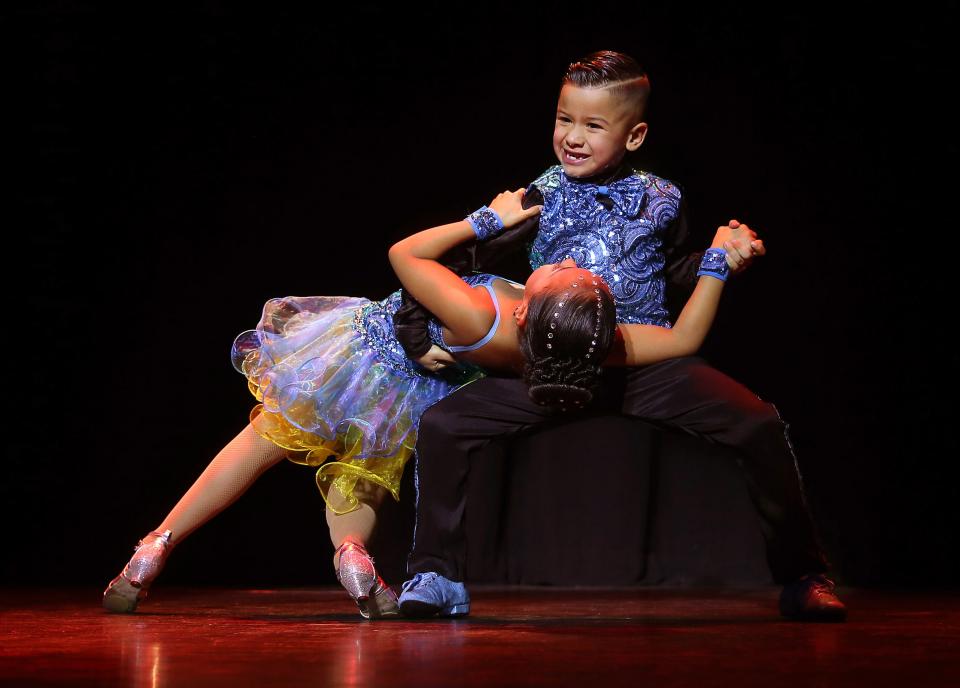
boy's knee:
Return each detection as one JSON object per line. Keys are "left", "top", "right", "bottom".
{"left": 419, "top": 403, "right": 457, "bottom": 443}
{"left": 352, "top": 478, "right": 388, "bottom": 508}
{"left": 733, "top": 400, "right": 787, "bottom": 444}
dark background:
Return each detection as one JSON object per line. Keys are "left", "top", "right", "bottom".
{"left": 8, "top": 3, "right": 957, "bottom": 588}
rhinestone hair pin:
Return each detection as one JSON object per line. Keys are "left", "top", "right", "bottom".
{"left": 546, "top": 273, "right": 603, "bottom": 359}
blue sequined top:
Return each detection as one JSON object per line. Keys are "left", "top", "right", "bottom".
{"left": 527, "top": 165, "right": 682, "bottom": 326}
{"left": 353, "top": 274, "right": 499, "bottom": 380}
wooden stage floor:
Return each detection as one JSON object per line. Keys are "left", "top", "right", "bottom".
{"left": 1, "top": 586, "right": 958, "bottom": 687}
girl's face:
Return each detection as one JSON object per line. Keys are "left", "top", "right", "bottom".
{"left": 523, "top": 257, "right": 580, "bottom": 299}
{"left": 521, "top": 259, "right": 612, "bottom": 310}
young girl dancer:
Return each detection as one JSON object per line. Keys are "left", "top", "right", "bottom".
{"left": 103, "top": 189, "right": 740, "bottom": 619}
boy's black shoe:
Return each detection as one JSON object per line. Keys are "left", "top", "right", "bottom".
{"left": 779, "top": 574, "right": 847, "bottom": 622}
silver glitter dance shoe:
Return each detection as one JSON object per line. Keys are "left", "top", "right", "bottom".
{"left": 335, "top": 540, "right": 399, "bottom": 620}
{"left": 102, "top": 530, "right": 173, "bottom": 613}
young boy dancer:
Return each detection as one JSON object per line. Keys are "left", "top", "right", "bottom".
{"left": 396, "top": 51, "right": 846, "bottom": 622}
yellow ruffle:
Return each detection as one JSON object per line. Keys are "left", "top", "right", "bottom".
{"left": 249, "top": 404, "right": 410, "bottom": 515}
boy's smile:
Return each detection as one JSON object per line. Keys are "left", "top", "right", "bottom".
{"left": 553, "top": 84, "right": 647, "bottom": 179}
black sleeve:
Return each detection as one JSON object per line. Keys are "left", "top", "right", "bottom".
{"left": 662, "top": 198, "right": 706, "bottom": 321}
{"left": 393, "top": 289, "right": 436, "bottom": 361}
{"left": 393, "top": 187, "right": 544, "bottom": 360}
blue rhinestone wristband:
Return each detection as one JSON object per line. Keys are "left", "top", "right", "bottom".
{"left": 466, "top": 206, "right": 505, "bottom": 241}
{"left": 697, "top": 248, "right": 730, "bottom": 282}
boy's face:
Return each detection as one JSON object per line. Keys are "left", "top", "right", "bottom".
{"left": 553, "top": 84, "right": 647, "bottom": 179}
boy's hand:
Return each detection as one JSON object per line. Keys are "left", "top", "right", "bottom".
{"left": 489, "top": 188, "right": 543, "bottom": 229}
{"left": 416, "top": 344, "right": 457, "bottom": 372}
{"left": 712, "top": 219, "right": 765, "bottom": 275}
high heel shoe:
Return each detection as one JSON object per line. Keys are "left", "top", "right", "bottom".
{"left": 102, "top": 530, "right": 173, "bottom": 613}
{"left": 335, "top": 540, "right": 399, "bottom": 620}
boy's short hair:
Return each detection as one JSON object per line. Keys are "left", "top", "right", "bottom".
{"left": 563, "top": 50, "right": 650, "bottom": 122}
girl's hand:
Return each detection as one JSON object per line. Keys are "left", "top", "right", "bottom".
{"left": 712, "top": 219, "right": 766, "bottom": 274}
{"left": 489, "top": 188, "right": 543, "bottom": 228}
{"left": 711, "top": 222, "right": 738, "bottom": 248}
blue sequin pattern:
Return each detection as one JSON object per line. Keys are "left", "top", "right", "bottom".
{"left": 353, "top": 290, "right": 427, "bottom": 378}
{"left": 527, "top": 166, "right": 681, "bottom": 326}
{"left": 355, "top": 277, "right": 490, "bottom": 380}
{"left": 697, "top": 248, "right": 729, "bottom": 281}
{"left": 466, "top": 206, "right": 504, "bottom": 241}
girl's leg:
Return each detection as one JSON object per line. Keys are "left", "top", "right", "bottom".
{"left": 157, "top": 423, "right": 288, "bottom": 542}
{"left": 326, "top": 479, "right": 384, "bottom": 556}
{"left": 103, "top": 423, "right": 287, "bottom": 612}
{"left": 325, "top": 479, "right": 398, "bottom": 619}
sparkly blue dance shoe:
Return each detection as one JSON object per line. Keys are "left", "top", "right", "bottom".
{"left": 335, "top": 541, "right": 399, "bottom": 620}
{"left": 398, "top": 572, "right": 471, "bottom": 618}
{"left": 102, "top": 530, "right": 173, "bottom": 613}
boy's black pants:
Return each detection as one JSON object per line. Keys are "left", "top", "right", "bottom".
{"left": 406, "top": 356, "right": 829, "bottom": 585}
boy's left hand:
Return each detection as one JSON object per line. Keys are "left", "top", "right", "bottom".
{"left": 416, "top": 344, "right": 457, "bottom": 372}
{"left": 722, "top": 219, "right": 766, "bottom": 275}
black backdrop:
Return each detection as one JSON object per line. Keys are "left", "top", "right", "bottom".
{"left": 8, "top": 3, "right": 957, "bottom": 588}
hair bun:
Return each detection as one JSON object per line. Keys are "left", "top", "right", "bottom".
{"left": 528, "top": 383, "right": 593, "bottom": 411}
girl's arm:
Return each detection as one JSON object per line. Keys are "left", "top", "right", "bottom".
{"left": 388, "top": 189, "right": 541, "bottom": 339}
{"left": 604, "top": 224, "right": 751, "bottom": 367}
{"left": 605, "top": 277, "right": 724, "bottom": 366}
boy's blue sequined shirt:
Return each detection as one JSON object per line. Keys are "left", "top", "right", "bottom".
{"left": 527, "top": 165, "right": 682, "bottom": 326}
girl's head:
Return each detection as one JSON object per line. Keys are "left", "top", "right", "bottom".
{"left": 516, "top": 260, "right": 617, "bottom": 410}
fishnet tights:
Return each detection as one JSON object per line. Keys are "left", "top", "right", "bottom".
{"left": 157, "top": 423, "right": 287, "bottom": 543}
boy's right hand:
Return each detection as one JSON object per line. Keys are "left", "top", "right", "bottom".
{"left": 711, "top": 219, "right": 766, "bottom": 274}
{"left": 489, "top": 188, "right": 543, "bottom": 229}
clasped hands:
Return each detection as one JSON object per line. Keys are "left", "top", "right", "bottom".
{"left": 720, "top": 219, "right": 765, "bottom": 274}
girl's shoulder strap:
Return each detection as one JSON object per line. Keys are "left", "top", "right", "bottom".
{"left": 443, "top": 274, "right": 520, "bottom": 353}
